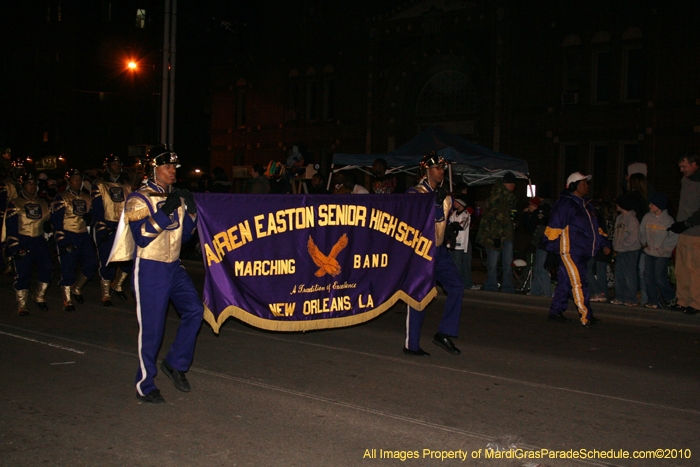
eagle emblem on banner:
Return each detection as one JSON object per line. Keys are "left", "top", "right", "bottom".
{"left": 307, "top": 233, "right": 348, "bottom": 277}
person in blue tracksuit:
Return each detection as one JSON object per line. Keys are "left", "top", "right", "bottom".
{"left": 404, "top": 151, "right": 463, "bottom": 356}
{"left": 116, "top": 145, "right": 202, "bottom": 404}
{"left": 51, "top": 169, "right": 98, "bottom": 311}
{"left": 543, "top": 172, "right": 611, "bottom": 326}
{"left": 4, "top": 172, "right": 53, "bottom": 315}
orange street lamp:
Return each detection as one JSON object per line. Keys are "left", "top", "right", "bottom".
{"left": 127, "top": 61, "right": 138, "bottom": 70}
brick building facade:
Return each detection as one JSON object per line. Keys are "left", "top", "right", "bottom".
{"left": 210, "top": 1, "right": 700, "bottom": 205}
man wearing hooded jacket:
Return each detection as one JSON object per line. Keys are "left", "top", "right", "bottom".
{"left": 544, "top": 172, "right": 611, "bottom": 326}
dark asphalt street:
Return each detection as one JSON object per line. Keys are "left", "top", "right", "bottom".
{"left": 1, "top": 260, "right": 699, "bottom": 467}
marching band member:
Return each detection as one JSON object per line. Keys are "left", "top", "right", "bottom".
{"left": 114, "top": 145, "right": 202, "bottom": 404}
{"left": 51, "top": 169, "right": 98, "bottom": 311}
{"left": 91, "top": 154, "right": 132, "bottom": 306}
{"left": 5, "top": 172, "right": 53, "bottom": 315}
{"left": 404, "top": 152, "right": 464, "bottom": 356}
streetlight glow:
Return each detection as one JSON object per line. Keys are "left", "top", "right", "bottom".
{"left": 128, "top": 61, "right": 137, "bottom": 70}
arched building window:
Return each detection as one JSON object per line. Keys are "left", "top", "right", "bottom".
{"left": 322, "top": 65, "right": 335, "bottom": 121}
{"left": 562, "top": 34, "right": 582, "bottom": 100}
{"left": 591, "top": 31, "right": 611, "bottom": 104}
{"left": 622, "top": 28, "right": 643, "bottom": 102}
{"left": 415, "top": 70, "right": 478, "bottom": 118}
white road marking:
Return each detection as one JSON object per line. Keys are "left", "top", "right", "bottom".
{"left": 0, "top": 330, "right": 85, "bottom": 354}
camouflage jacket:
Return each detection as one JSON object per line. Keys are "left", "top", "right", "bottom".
{"left": 475, "top": 180, "right": 516, "bottom": 250}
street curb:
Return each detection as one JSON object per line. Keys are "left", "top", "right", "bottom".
{"left": 459, "top": 289, "right": 700, "bottom": 331}
{"left": 181, "top": 260, "right": 700, "bottom": 331}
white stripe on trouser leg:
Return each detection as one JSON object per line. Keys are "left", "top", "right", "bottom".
{"left": 405, "top": 305, "right": 410, "bottom": 349}
{"left": 134, "top": 257, "right": 148, "bottom": 396}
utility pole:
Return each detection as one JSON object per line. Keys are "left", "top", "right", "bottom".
{"left": 160, "top": 0, "right": 177, "bottom": 147}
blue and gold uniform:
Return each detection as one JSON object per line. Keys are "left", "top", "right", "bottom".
{"left": 110, "top": 146, "right": 202, "bottom": 404}
{"left": 404, "top": 152, "right": 463, "bottom": 356}
{"left": 91, "top": 155, "right": 132, "bottom": 305}
{"left": 51, "top": 170, "right": 98, "bottom": 311}
{"left": 4, "top": 173, "right": 52, "bottom": 314}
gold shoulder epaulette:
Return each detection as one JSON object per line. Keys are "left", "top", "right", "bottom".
{"left": 123, "top": 197, "right": 151, "bottom": 223}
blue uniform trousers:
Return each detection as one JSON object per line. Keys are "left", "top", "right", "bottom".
{"left": 57, "top": 232, "right": 98, "bottom": 286}
{"left": 133, "top": 257, "right": 204, "bottom": 396}
{"left": 95, "top": 230, "right": 129, "bottom": 281}
{"left": 405, "top": 246, "right": 463, "bottom": 351}
{"left": 13, "top": 238, "right": 53, "bottom": 290}
{"left": 549, "top": 253, "right": 593, "bottom": 323}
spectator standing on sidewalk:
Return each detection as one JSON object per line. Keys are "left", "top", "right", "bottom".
{"left": 448, "top": 196, "right": 477, "bottom": 290}
{"left": 588, "top": 199, "right": 614, "bottom": 302}
{"left": 639, "top": 193, "right": 678, "bottom": 309}
{"left": 610, "top": 193, "right": 641, "bottom": 306}
{"left": 476, "top": 173, "right": 517, "bottom": 293}
{"left": 668, "top": 154, "right": 700, "bottom": 314}
{"left": 522, "top": 196, "right": 553, "bottom": 297}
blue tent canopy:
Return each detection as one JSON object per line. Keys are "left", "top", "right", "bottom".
{"left": 331, "top": 127, "right": 529, "bottom": 186}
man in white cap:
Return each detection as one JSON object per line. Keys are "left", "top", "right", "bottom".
{"left": 543, "top": 172, "right": 611, "bottom": 326}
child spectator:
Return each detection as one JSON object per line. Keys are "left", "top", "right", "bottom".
{"left": 639, "top": 193, "right": 678, "bottom": 309}
{"left": 611, "top": 193, "right": 641, "bottom": 306}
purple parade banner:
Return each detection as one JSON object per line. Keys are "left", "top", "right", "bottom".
{"left": 196, "top": 193, "right": 438, "bottom": 333}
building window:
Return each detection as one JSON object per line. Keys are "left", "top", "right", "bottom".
{"left": 416, "top": 70, "right": 478, "bottom": 117}
{"left": 306, "top": 80, "right": 317, "bottom": 121}
{"left": 286, "top": 69, "right": 300, "bottom": 121}
{"left": 322, "top": 65, "right": 335, "bottom": 121}
{"left": 136, "top": 9, "right": 146, "bottom": 28}
{"left": 592, "top": 50, "right": 611, "bottom": 104}
{"left": 323, "top": 79, "right": 335, "bottom": 121}
{"left": 620, "top": 142, "right": 640, "bottom": 186}
{"left": 236, "top": 89, "right": 246, "bottom": 128}
{"left": 590, "top": 143, "right": 609, "bottom": 198}
{"left": 622, "top": 46, "right": 642, "bottom": 102}
{"left": 561, "top": 143, "right": 580, "bottom": 187}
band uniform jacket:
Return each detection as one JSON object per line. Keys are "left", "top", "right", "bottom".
{"left": 407, "top": 178, "right": 453, "bottom": 247}
{"left": 91, "top": 174, "right": 131, "bottom": 241}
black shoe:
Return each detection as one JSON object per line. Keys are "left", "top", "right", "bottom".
{"left": 18, "top": 309, "right": 29, "bottom": 316}
{"left": 161, "top": 360, "right": 191, "bottom": 392}
{"left": 432, "top": 333, "right": 461, "bottom": 355}
{"left": 102, "top": 299, "right": 113, "bottom": 307}
{"left": 403, "top": 347, "right": 430, "bottom": 357}
{"left": 35, "top": 302, "right": 48, "bottom": 312}
{"left": 547, "top": 313, "right": 570, "bottom": 323}
{"left": 136, "top": 389, "right": 165, "bottom": 405}
{"left": 683, "top": 307, "right": 698, "bottom": 315}
{"left": 72, "top": 293, "right": 84, "bottom": 304}
{"left": 113, "top": 289, "right": 128, "bottom": 301}
{"left": 582, "top": 316, "right": 600, "bottom": 327}
{"left": 64, "top": 304, "right": 75, "bottom": 312}
{"left": 668, "top": 302, "right": 687, "bottom": 312}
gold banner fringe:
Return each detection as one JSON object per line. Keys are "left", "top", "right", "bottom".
{"left": 203, "top": 287, "right": 438, "bottom": 334}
